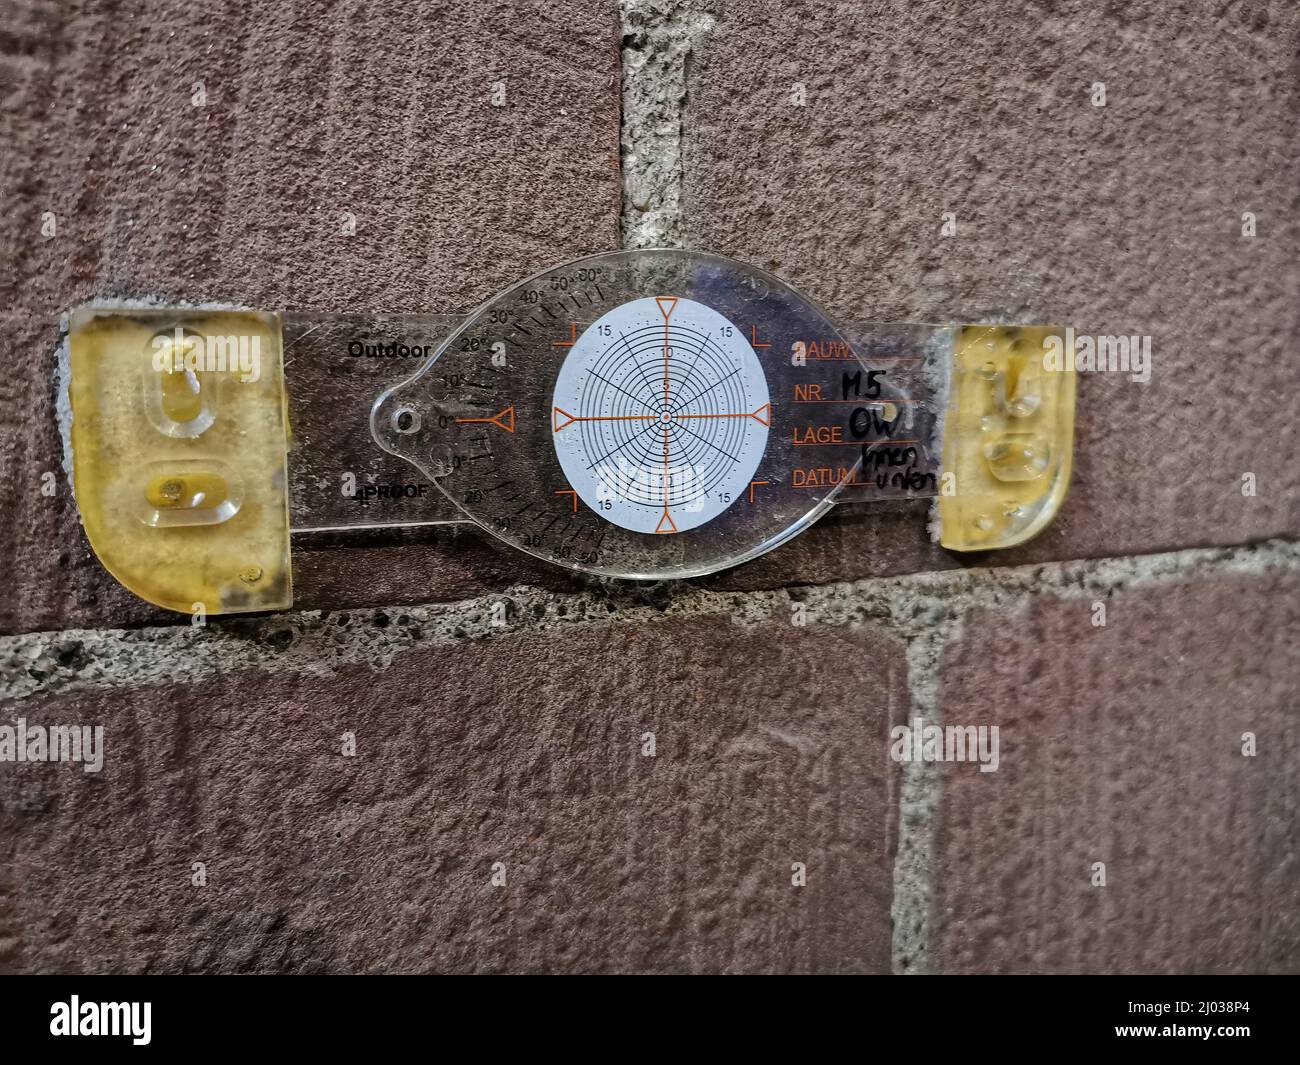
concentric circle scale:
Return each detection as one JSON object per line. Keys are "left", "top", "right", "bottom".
{"left": 370, "top": 249, "right": 890, "bottom": 579}
{"left": 551, "top": 296, "right": 770, "bottom": 536}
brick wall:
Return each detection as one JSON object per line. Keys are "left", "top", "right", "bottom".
{"left": 1, "top": 0, "right": 1296, "bottom": 973}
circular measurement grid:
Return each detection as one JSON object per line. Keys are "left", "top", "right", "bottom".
{"left": 551, "top": 296, "right": 770, "bottom": 534}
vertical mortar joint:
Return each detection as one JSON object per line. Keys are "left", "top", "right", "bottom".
{"left": 617, "top": 0, "right": 716, "bottom": 249}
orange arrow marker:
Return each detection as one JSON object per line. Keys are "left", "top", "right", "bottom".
{"left": 673, "top": 402, "right": 772, "bottom": 426}
{"left": 553, "top": 407, "right": 657, "bottom": 432}
{"left": 456, "top": 406, "right": 515, "bottom": 433}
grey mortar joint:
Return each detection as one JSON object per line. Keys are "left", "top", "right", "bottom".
{"left": 618, "top": 0, "right": 717, "bottom": 249}
{"left": 4, "top": 539, "right": 1298, "bottom": 705}
{"left": 891, "top": 624, "right": 950, "bottom": 974}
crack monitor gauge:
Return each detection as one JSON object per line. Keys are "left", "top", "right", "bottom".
{"left": 373, "top": 250, "right": 925, "bottom": 579}
{"left": 62, "top": 249, "right": 1077, "bottom": 613}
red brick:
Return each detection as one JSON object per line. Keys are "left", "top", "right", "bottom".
{"left": 1, "top": 615, "right": 903, "bottom": 973}
{"left": 0, "top": 0, "right": 620, "bottom": 632}
{"left": 934, "top": 573, "right": 1300, "bottom": 973}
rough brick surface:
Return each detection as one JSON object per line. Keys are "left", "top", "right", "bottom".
{"left": 2, "top": 0, "right": 620, "bottom": 316}
{"left": 0, "top": 615, "right": 902, "bottom": 973}
{"left": 683, "top": 0, "right": 1300, "bottom": 577}
{"left": 4, "top": 0, "right": 1300, "bottom": 980}
{"left": 0, "top": 0, "right": 621, "bottom": 632}
{"left": 934, "top": 574, "right": 1300, "bottom": 974}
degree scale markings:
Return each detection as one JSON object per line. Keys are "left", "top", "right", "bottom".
{"left": 437, "top": 278, "right": 666, "bottom": 562}
{"left": 443, "top": 282, "right": 600, "bottom": 526}
{"left": 657, "top": 297, "right": 677, "bottom": 533}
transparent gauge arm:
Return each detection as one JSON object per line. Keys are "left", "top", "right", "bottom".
{"left": 282, "top": 312, "right": 471, "bottom": 533}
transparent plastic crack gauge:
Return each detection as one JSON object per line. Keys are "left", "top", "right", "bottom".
{"left": 62, "top": 248, "right": 1075, "bottom": 613}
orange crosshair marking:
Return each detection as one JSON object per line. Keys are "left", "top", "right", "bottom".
{"left": 551, "top": 322, "right": 578, "bottom": 348}
{"left": 673, "top": 402, "right": 771, "bottom": 427}
{"left": 552, "top": 407, "right": 657, "bottom": 432}
{"left": 455, "top": 406, "right": 515, "bottom": 433}
{"left": 656, "top": 421, "right": 677, "bottom": 534}
{"left": 655, "top": 296, "right": 677, "bottom": 406}
{"left": 555, "top": 489, "right": 579, "bottom": 513}
{"left": 561, "top": 300, "right": 766, "bottom": 535}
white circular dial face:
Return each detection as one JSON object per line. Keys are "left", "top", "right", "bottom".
{"left": 551, "top": 296, "right": 771, "bottom": 535}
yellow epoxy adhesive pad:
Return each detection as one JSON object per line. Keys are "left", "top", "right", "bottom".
{"left": 939, "top": 325, "right": 1075, "bottom": 551}
{"left": 66, "top": 307, "right": 291, "bottom": 614}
